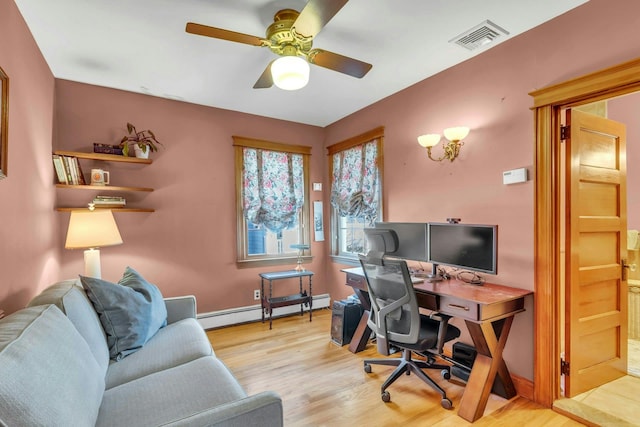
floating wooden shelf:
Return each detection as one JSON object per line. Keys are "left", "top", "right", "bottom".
{"left": 53, "top": 150, "right": 152, "bottom": 164}
{"left": 55, "top": 184, "right": 153, "bottom": 192}
{"left": 56, "top": 207, "right": 155, "bottom": 213}
{"left": 54, "top": 150, "right": 154, "bottom": 212}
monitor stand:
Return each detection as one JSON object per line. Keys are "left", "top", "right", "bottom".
{"left": 427, "top": 263, "right": 444, "bottom": 282}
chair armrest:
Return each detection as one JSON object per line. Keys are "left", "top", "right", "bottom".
{"left": 161, "top": 391, "right": 283, "bottom": 427}
{"left": 164, "top": 295, "right": 197, "bottom": 324}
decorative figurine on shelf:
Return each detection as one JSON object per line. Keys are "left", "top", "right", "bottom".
{"left": 290, "top": 243, "right": 310, "bottom": 271}
{"left": 119, "top": 122, "right": 163, "bottom": 159}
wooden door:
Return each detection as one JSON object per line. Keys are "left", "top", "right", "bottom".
{"left": 564, "top": 109, "right": 628, "bottom": 397}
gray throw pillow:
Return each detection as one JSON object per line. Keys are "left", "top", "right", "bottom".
{"left": 81, "top": 266, "right": 168, "bottom": 361}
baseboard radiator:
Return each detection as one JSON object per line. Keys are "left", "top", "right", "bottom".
{"left": 630, "top": 282, "right": 640, "bottom": 340}
{"left": 197, "top": 293, "right": 331, "bottom": 330}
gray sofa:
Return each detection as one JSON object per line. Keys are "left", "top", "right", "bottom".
{"left": 0, "top": 280, "right": 283, "bottom": 426}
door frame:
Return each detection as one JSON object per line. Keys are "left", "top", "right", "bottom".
{"left": 530, "top": 56, "right": 640, "bottom": 407}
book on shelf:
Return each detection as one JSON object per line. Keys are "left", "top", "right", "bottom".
{"left": 94, "top": 195, "right": 125, "bottom": 201}
{"left": 73, "top": 157, "right": 86, "bottom": 185}
{"left": 52, "top": 154, "right": 86, "bottom": 185}
{"left": 52, "top": 155, "right": 67, "bottom": 184}
{"left": 92, "top": 196, "right": 126, "bottom": 207}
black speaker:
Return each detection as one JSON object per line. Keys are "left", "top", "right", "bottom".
{"left": 331, "top": 299, "right": 363, "bottom": 346}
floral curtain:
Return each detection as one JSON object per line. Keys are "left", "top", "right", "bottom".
{"left": 243, "top": 148, "right": 304, "bottom": 233}
{"left": 330, "top": 140, "right": 379, "bottom": 224}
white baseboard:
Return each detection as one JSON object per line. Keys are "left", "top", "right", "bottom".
{"left": 197, "top": 293, "right": 331, "bottom": 330}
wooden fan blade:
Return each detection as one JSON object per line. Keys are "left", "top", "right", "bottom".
{"left": 292, "top": 0, "right": 349, "bottom": 38}
{"left": 308, "top": 49, "right": 372, "bottom": 78}
{"left": 253, "top": 61, "right": 275, "bottom": 89}
{"left": 185, "top": 22, "right": 265, "bottom": 47}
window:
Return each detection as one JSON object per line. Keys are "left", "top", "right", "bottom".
{"left": 234, "top": 136, "right": 311, "bottom": 265}
{"left": 327, "top": 127, "right": 384, "bottom": 262}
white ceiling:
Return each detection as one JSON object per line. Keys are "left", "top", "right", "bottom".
{"left": 14, "top": 0, "right": 588, "bottom": 127}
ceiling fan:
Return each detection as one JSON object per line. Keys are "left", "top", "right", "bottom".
{"left": 185, "top": 0, "right": 373, "bottom": 90}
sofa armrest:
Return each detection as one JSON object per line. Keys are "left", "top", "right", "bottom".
{"left": 161, "top": 391, "right": 283, "bottom": 427}
{"left": 164, "top": 295, "right": 197, "bottom": 324}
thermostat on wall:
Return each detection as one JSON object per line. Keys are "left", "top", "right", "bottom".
{"left": 503, "top": 168, "right": 527, "bottom": 185}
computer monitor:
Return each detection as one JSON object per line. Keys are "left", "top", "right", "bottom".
{"left": 427, "top": 222, "right": 498, "bottom": 278}
{"left": 374, "top": 222, "right": 429, "bottom": 262}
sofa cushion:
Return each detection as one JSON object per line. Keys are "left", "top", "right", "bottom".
{"left": 0, "top": 305, "right": 105, "bottom": 426}
{"left": 81, "top": 266, "right": 168, "bottom": 360}
{"left": 97, "top": 356, "right": 246, "bottom": 427}
{"left": 105, "top": 318, "right": 214, "bottom": 389}
{"left": 27, "top": 279, "right": 110, "bottom": 373}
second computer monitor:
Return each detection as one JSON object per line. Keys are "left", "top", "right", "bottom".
{"left": 374, "top": 222, "right": 429, "bottom": 262}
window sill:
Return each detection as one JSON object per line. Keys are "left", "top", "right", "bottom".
{"left": 330, "top": 254, "right": 360, "bottom": 267}
{"left": 237, "top": 255, "right": 313, "bottom": 269}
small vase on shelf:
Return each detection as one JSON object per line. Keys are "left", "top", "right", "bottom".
{"left": 133, "top": 144, "right": 150, "bottom": 159}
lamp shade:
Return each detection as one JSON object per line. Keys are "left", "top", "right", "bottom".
{"left": 443, "top": 126, "right": 470, "bottom": 142}
{"left": 65, "top": 210, "right": 123, "bottom": 249}
{"left": 271, "top": 56, "right": 310, "bottom": 90}
{"left": 417, "top": 134, "right": 442, "bottom": 148}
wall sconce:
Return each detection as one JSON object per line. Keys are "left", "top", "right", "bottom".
{"left": 417, "top": 126, "right": 470, "bottom": 162}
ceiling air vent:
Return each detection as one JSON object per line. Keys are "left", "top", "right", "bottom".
{"left": 449, "top": 20, "right": 509, "bottom": 51}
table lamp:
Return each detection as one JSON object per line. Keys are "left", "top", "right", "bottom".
{"left": 65, "top": 208, "right": 123, "bottom": 278}
{"left": 290, "top": 243, "right": 310, "bottom": 272}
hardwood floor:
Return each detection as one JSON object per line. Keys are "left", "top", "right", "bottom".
{"left": 206, "top": 308, "right": 583, "bottom": 426}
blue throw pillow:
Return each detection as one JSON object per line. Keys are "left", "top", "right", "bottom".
{"left": 81, "top": 267, "right": 168, "bottom": 361}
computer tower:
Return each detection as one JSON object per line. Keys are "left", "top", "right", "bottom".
{"left": 451, "top": 342, "right": 477, "bottom": 382}
{"left": 331, "top": 299, "right": 363, "bottom": 346}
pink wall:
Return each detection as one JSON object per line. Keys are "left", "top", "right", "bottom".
{"left": 4, "top": 0, "right": 640, "bottom": 383}
{"left": 53, "top": 80, "right": 327, "bottom": 312}
{"left": 0, "top": 0, "right": 58, "bottom": 313}
{"left": 324, "top": 0, "right": 640, "bottom": 380}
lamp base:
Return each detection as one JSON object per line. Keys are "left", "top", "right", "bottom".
{"left": 84, "top": 248, "right": 102, "bottom": 279}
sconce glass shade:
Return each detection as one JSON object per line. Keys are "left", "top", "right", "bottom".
{"left": 443, "top": 126, "right": 470, "bottom": 142}
{"left": 271, "top": 56, "right": 310, "bottom": 91}
{"left": 417, "top": 134, "right": 442, "bottom": 148}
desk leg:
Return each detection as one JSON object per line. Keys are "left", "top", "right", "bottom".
{"left": 348, "top": 310, "right": 371, "bottom": 353}
{"left": 347, "top": 286, "right": 372, "bottom": 353}
{"left": 457, "top": 316, "right": 516, "bottom": 423}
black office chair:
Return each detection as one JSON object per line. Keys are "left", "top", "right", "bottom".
{"left": 359, "top": 230, "right": 461, "bottom": 408}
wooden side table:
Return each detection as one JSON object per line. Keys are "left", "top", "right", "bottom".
{"left": 259, "top": 270, "right": 313, "bottom": 329}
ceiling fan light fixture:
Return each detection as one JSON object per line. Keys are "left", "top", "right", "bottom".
{"left": 271, "top": 56, "right": 310, "bottom": 90}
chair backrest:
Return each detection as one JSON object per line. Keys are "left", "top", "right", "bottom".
{"left": 359, "top": 251, "right": 421, "bottom": 346}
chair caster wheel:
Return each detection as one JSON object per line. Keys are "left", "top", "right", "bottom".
{"left": 364, "top": 363, "right": 372, "bottom": 373}
{"left": 381, "top": 391, "right": 391, "bottom": 402}
{"left": 441, "top": 398, "right": 453, "bottom": 409}
{"left": 441, "top": 369, "right": 451, "bottom": 380}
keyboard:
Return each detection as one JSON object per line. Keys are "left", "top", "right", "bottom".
{"left": 410, "top": 276, "right": 424, "bottom": 284}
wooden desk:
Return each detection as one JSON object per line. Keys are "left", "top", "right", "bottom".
{"left": 260, "top": 270, "right": 313, "bottom": 329}
{"left": 342, "top": 267, "right": 532, "bottom": 423}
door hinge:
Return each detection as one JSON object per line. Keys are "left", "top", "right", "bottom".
{"left": 560, "top": 125, "right": 570, "bottom": 141}
{"left": 561, "top": 359, "right": 570, "bottom": 376}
